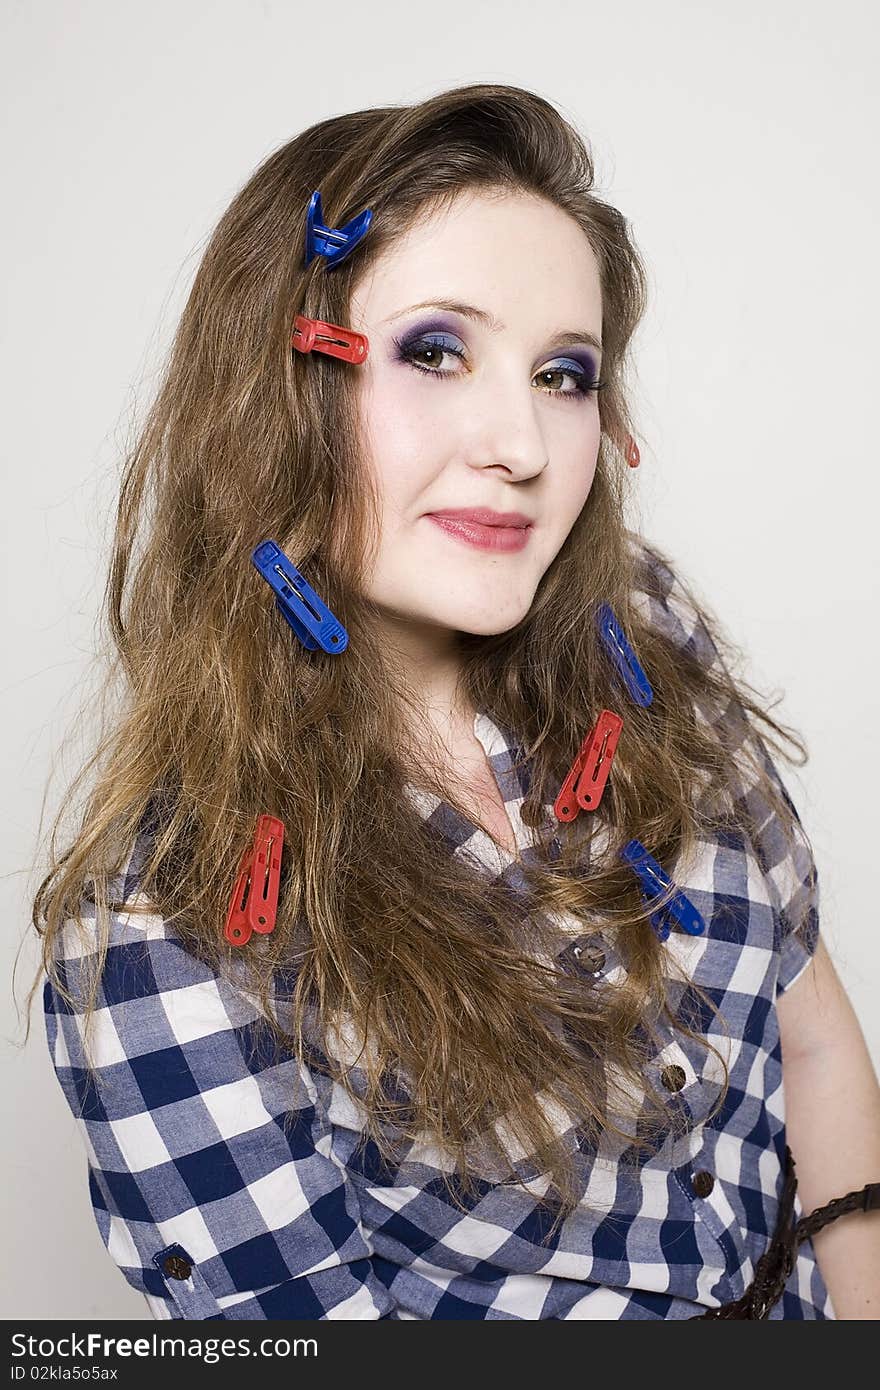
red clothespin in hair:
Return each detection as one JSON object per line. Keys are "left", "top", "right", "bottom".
{"left": 291, "top": 313, "right": 368, "bottom": 364}
{"left": 625, "top": 435, "right": 640, "bottom": 468}
{"left": 224, "top": 815, "right": 285, "bottom": 947}
{"left": 553, "top": 710, "right": 624, "bottom": 823}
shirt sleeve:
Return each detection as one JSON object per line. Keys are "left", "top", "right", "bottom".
{"left": 747, "top": 741, "right": 821, "bottom": 997}
{"left": 633, "top": 537, "right": 821, "bottom": 999}
{"left": 42, "top": 899, "right": 397, "bottom": 1320}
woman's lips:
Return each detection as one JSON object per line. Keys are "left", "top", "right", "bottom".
{"left": 426, "top": 514, "right": 532, "bottom": 552}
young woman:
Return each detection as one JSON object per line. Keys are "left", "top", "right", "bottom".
{"left": 28, "top": 82, "right": 880, "bottom": 1320}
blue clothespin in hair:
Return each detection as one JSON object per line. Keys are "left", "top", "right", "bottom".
{"left": 252, "top": 540, "right": 349, "bottom": 655}
{"left": 597, "top": 603, "right": 654, "bottom": 706}
{"left": 620, "top": 837, "right": 705, "bottom": 937}
{"left": 304, "top": 190, "right": 373, "bottom": 270}
{"left": 641, "top": 897, "right": 672, "bottom": 942}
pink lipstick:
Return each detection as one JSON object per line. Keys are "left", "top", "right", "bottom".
{"left": 425, "top": 507, "right": 533, "bottom": 553}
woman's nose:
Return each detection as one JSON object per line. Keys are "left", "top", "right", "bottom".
{"left": 463, "top": 372, "right": 550, "bottom": 479}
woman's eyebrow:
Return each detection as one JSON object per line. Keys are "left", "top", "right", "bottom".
{"left": 381, "top": 298, "right": 602, "bottom": 354}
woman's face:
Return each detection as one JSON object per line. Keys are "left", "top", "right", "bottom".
{"left": 349, "top": 189, "right": 604, "bottom": 638}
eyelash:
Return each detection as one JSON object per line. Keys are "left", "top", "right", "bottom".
{"left": 395, "top": 336, "right": 606, "bottom": 400}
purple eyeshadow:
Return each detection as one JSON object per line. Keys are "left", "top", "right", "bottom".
{"left": 394, "top": 315, "right": 599, "bottom": 379}
{"left": 556, "top": 348, "right": 599, "bottom": 379}
{"left": 394, "top": 314, "right": 464, "bottom": 349}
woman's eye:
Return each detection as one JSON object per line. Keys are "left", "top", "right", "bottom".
{"left": 536, "top": 362, "right": 602, "bottom": 399}
{"left": 395, "top": 335, "right": 602, "bottom": 400}
{"left": 396, "top": 334, "right": 465, "bottom": 375}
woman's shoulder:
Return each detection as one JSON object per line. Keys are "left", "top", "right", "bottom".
{"left": 48, "top": 808, "right": 174, "bottom": 973}
{"left": 627, "top": 532, "right": 724, "bottom": 673}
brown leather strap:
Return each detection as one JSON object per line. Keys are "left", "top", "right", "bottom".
{"left": 690, "top": 1146, "right": 880, "bottom": 1319}
{"left": 795, "top": 1172, "right": 880, "bottom": 1241}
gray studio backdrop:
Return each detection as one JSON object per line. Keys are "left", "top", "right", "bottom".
{"left": 3, "top": 0, "right": 877, "bottom": 1321}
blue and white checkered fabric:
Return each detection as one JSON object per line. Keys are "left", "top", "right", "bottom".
{"left": 43, "top": 544, "right": 831, "bottom": 1319}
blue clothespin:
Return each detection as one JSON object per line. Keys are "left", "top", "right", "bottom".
{"left": 252, "top": 540, "right": 349, "bottom": 655}
{"left": 644, "top": 900, "right": 672, "bottom": 942}
{"left": 304, "top": 191, "right": 373, "bottom": 270}
{"left": 620, "top": 837, "right": 705, "bottom": 937}
{"left": 597, "top": 603, "right": 654, "bottom": 706}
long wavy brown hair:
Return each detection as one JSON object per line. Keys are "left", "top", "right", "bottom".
{"left": 23, "top": 82, "right": 814, "bottom": 1236}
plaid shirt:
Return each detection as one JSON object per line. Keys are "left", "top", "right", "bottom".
{"left": 43, "top": 543, "right": 831, "bottom": 1319}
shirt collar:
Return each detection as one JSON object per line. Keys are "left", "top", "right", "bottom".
{"left": 404, "top": 708, "right": 571, "bottom": 880}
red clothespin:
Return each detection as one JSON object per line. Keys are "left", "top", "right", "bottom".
{"left": 224, "top": 815, "right": 284, "bottom": 947}
{"left": 625, "top": 435, "right": 640, "bottom": 468}
{"left": 290, "top": 313, "right": 368, "bottom": 364}
{"left": 553, "top": 710, "right": 624, "bottom": 822}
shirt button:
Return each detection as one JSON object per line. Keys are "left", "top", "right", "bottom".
{"left": 572, "top": 940, "right": 605, "bottom": 972}
{"left": 661, "top": 1064, "right": 687, "bottom": 1092}
{"left": 162, "top": 1253, "right": 193, "bottom": 1280}
{"left": 692, "top": 1170, "right": 715, "bottom": 1198}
